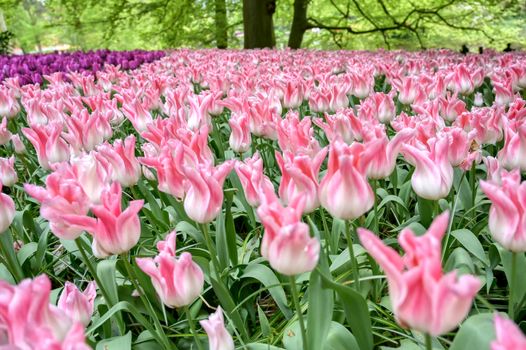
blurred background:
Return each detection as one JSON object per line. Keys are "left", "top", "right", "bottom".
{"left": 0, "top": 0, "right": 525, "bottom": 53}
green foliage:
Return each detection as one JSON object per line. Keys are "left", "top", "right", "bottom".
{"left": 0, "top": 0, "right": 524, "bottom": 51}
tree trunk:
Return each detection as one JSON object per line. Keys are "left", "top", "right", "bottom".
{"left": 288, "top": 0, "right": 308, "bottom": 49}
{"left": 215, "top": 0, "right": 228, "bottom": 49}
{"left": 243, "top": 0, "right": 275, "bottom": 49}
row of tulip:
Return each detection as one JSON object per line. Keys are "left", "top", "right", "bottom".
{"left": 0, "top": 48, "right": 525, "bottom": 349}
{"left": 0, "top": 49, "right": 165, "bottom": 85}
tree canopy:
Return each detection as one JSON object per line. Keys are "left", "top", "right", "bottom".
{"left": 1, "top": 0, "right": 525, "bottom": 52}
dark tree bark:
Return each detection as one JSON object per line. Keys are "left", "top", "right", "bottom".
{"left": 288, "top": 0, "right": 308, "bottom": 49}
{"left": 242, "top": 0, "right": 276, "bottom": 49}
{"left": 215, "top": 0, "right": 228, "bottom": 48}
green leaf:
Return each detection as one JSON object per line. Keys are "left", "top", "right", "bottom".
{"left": 283, "top": 321, "right": 359, "bottom": 350}
{"left": 241, "top": 263, "right": 291, "bottom": 318}
{"left": 319, "top": 271, "right": 373, "bottom": 350}
{"left": 96, "top": 332, "right": 132, "bottom": 350}
{"left": 495, "top": 246, "right": 526, "bottom": 314}
{"left": 224, "top": 189, "right": 239, "bottom": 266}
{"left": 210, "top": 276, "right": 249, "bottom": 339}
{"left": 307, "top": 268, "right": 333, "bottom": 350}
{"left": 0, "top": 229, "right": 24, "bottom": 282}
{"left": 97, "top": 259, "right": 120, "bottom": 306}
{"left": 17, "top": 242, "right": 37, "bottom": 266}
{"left": 246, "top": 344, "right": 284, "bottom": 350}
{"left": 257, "top": 305, "right": 271, "bottom": 338}
{"left": 449, "top": 313, "right": 495, "bottom": 350}
{"left": 451, "top": 229, "right": 489, "bottom": 266}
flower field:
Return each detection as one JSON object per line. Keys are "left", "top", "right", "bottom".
{"left": 0, "top": 48, "right": 525, "bottom": 349}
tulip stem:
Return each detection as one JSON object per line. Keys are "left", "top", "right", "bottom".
{"left": 424, "top": 333, "right": 432, "bottom": 350}
{"left": 200, "top": 223, "right": 222, "bottom": 277}
{"left": 74, "top": 238, "right": 112, "bottom": 307}
{"left": 122, "top": 253, "right": 174, "bottom": 350}
{"left": 289, "top": 276, "right": 308, "bottom": 350}
{"left": 345, "top": 221, "right": 361, "bottom": 291}
{"left": 319, "top": 207, "right": 333, "bottom": 255}
{"left": 509, "top": 251, "right": 518, "bottom": 320}
{"left": 185, "top": 305, "right": 204, "bottom": 350}
{"left": 372, "top": 180, "right": 379, "bottom": 233}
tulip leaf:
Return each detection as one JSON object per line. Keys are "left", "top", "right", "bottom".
{"left": 451, "top": 229, "right": 489, "bottom": 266}
{"left": 97, "top": 259, "right": 120, "bottom": 306}
{"left": 16, "top": 242, "right": 37, "bottom": 266}
{"left": 210, "top": 275, "right": 249, "bottom": 339}
{"left": 96, "top": 331, "right": 132, "bottom": 350}
{"left": 241, "top": 263, "right": 292, "bottom": 318}
{"left": 246, "top": 344, "right": 284, "bottom": 350}
{"left": 283, "top": 321, "right": 360, "bottom": 350}
{"left": 0, "top": 229, "right": 24, "bottom": 282}
{"left": 494, "top": 246, "right": 526, "bottom": 314}
{"left": 257, "top": 304, "right": 271, "bottom": 338}
{"left": 449, "top": 313, "right": 495, "bottom": 350}
{"left": 319, "top": 271, "right": 373, "bottom": 350}
{"left": 307, "top": 267, "right": 333, "bottom": 350}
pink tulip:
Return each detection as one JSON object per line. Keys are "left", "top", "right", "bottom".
{"left": 25, "top": 166, "right": 91, "bottom": 240}
{"left": 314, "top": 110, "right": 360, "bottom": 144}
{"left": 200, "top": 307, "right": 235, "bottom": 350}
{"left": 363, "top": 128, "right": 414, "bottom": 179}
{"left": 276, "top": 148, "right": 327, "bottom": 213}
{"left": 444, "top": 127, "right": 473, "bottom": 167}
{"left": 402, "top": 136, "right": 454, "bottom": 200}
{"left": 228, "top": 113, "right": 251, "bottom": 153}
{"left": 234, "top": 153, "right": 273, "bottom": 207}
{"left": 370, "top": 92, "right": 396, "bottom": 123}
{"left": 64, "top": 182, "right": 144, "bottom": 258}
{"left": 358, "top": 212, "right": 481, "bottom": 336}
{"left": 136, "top": 231, "right": 204, "bottom": 308}
{"left": 97, "top": 135, "right": 142, "bottom": 187}
{"left": 480, "top": 169, "right": 526, "bottom": 252}
{"left": 396, "top": 77, "right": 420, "bottom": 105}
{"left": 319, "top": 141, "right": 376, "bottom": 220}
{"left": 277, "top": 113, "right": 320, "bottom": 157}
{"left": 64, "top": 109, "right": 112, "bottom": 152}
{"left": 0, "top": 184, "right": 15, "bottom": 234}
{"left": 498, "top": 122, "right": 526, "bottom": 171}
{"left": 183, "top": 161, "right": 234, "bottom": 224}
{"left": 439, "top": 94, "right": 466, "bottom": 122}
{"left": 57, "top": 281, "right": 97, "bottom": 327}
{"left": 0, "top": 275, "right": 90, "bottom": 349}
{"left": 474, "top": 92, "right": 484, "bottom": 106}
{"left": 492, "top": 314, "right": 526, "bottom": 350}
{"left": 493, "top": 81, "right": 514, "bottom": 106}
{"left": 0, "top": 86, "right": 20, "bottom": 118}
{"left": 449, "top": 65, "right": 474, "bottom": 95}
{"left": 283, "top": 80, "right": 304, "bottom": 109}
{"left": 10, "top": 134, "right": 26, "bottom": 154}
{"left": 257, "top": 186, "right": 304, "bottom": 259}
{"left": 267, "top": 220, "right": 320, "bottom": 275}
{"left": 22, "top": 122, "right": 70, "bottom": 170}
{"left": 0, "top": 156, "right": 17, "bottom": 187}
{"left": 0, "top": 117, "right": 11, "bottom": 145}
{"left": 140, "top": 140, "right": 187, "bottom": 200}
{"left": 70, "top": 153, "right": 111, "bottom": 204}
{"left": 121, "top": 97, "right": 153, "bottom": 133}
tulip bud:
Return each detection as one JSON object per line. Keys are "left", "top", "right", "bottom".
{"left": 492, "top": 314, "right": 526, "bottom": 349}
{"left": 10, "top": 134, "right": 26, "bottom": 154}
{"left": 200, "top": 307, "right": 235, "bottom": 350}
{"left": 0, "top": 184, "right": 15, "bottom": 233}
{"left": 57, "top": 281, "right": 97, "bottom": 327}
{"left": 0, "top": 156, "right": 17, "bottom": 187}
{"left": 136, "top": 231, "right": 204, "bottom": 308}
